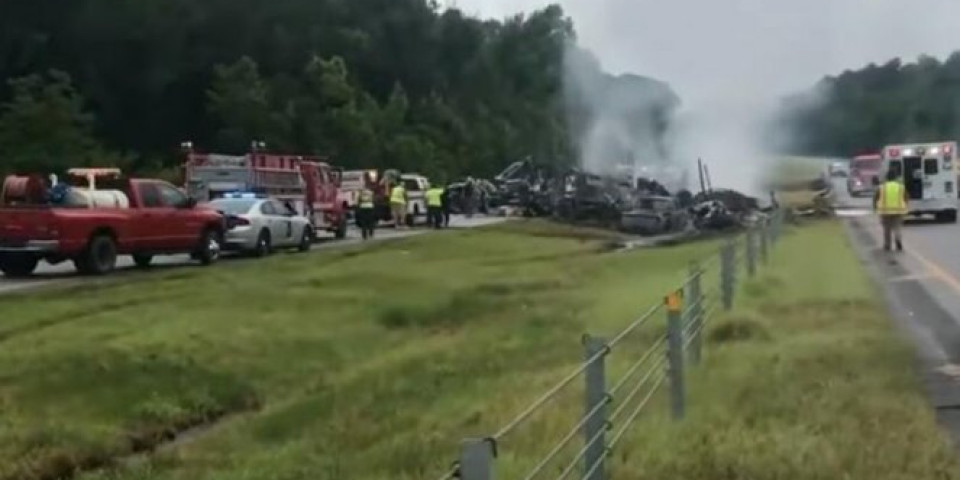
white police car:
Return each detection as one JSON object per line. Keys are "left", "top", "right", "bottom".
{"left": 207, "top": 193, "right": 314, "bottom": 256}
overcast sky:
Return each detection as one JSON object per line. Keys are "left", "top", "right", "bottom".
{"left": 450, "top": 0, "right": 960, "bottom": 100}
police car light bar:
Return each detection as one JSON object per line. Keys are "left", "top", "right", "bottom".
{"left": 223, "top": 192, "right": 264, "bottom": 199}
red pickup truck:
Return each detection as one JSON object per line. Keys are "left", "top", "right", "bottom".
{"left": 0, "top": 169, "right": 225, "bottom": 277}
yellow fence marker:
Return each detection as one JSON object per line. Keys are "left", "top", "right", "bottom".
{"left": 665, "top": 290, "right": 683, "bottom": 312}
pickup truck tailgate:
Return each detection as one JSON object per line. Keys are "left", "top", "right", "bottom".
{"left": 0, "top": 209, "right": 58, "bottom": 249}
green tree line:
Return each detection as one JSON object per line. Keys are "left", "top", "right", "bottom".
{"left": 0, "top": 1, "right": 676, "bottom": 181}
{"left": 778, "top": 53, "right": 960, "bottom": 157}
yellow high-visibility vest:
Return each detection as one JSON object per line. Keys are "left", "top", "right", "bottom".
{"left": 426, "top": 188, "right": 443, "bottom": 207}
{"left": 390, "top": 185, "right": 406, "bottom": 205}
{"left": 876, "top": 181, "right": 907, "bottom": 215}
{"left": 358, "top": 189, "right": 374, "bottom": 209}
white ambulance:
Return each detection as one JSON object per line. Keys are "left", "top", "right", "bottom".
{"left": 881, "top": 142, "right": 958, "bottom": 223}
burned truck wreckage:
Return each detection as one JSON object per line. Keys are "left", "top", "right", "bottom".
{"left": 491, "top": 160, "right": 772, "bottom": 236}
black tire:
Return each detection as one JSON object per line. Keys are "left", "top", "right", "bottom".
{"left": 940, "top": 210, "right": 958, "bottom": 223}
{"left": 75, "top": 234, "right": 117, "bottom": 275}
{"left": 298, "top": 227, "right": 313, "bottom": 252}
{"left": 196, "top": 228, "right": 222, "bottom": 266}
{"left": 255, "top": 229, "right": 272, "bottom": 257}
{"left": 406, "top": 206, "right": 418, "bottom": 227}
{"left": 132, "top": 254, "right": 153, "bottom": 269}
{"left": 0, "top": 254, "right": 39, "bottom": 278}
{"left": 334, "top": 218, "right": 347, "bottom": 239}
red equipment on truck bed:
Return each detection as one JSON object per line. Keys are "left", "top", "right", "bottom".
{"left": 0, "top": 168, "right": 225, "bottom": 277}
{"left": 183, "top": 149, "right": 349, "bottom": 239}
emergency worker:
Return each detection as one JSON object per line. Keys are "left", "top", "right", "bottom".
{"left": 440, "top": 184, "right": 451, "bottom": 227}
{"left": 873, "top": 170, "right": 908, "bottom": 252}
{"left": 390, "top": 181, "right": 408, "bottom": 228}
{"left": 357, "top": 186, "right": 376, "bottom": 240}
{"left": 426, "top": 184, "right": 445, "bottom": 229}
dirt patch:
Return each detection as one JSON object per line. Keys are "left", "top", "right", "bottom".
{"left": 708, "top": 316, "right": 772, "bottom": 344}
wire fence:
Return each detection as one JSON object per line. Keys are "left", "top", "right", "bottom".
{"left": 437, "top": 209, "right": 785, "bottom": 480}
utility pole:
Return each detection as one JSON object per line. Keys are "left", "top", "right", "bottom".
{"left": 697, "top": 158, "right": 706, "bottom": 196}
{"left": 704, "top": 163, "right": 713, "bottom": 194}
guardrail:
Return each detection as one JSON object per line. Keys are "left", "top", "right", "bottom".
{"left": 437, "top": 210, "right": 785, "bottom": 480}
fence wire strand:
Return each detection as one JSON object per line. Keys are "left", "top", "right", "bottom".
{"left": 554, "top": 420, "right": 608, "bottom": 480}
{"left": 493, "top": 345, "right": 606, "bottom": 440}
{"left": 521, "top": 393, "right": 611, "bottom": 480}
{"left": 609, "top": 335, "right": 666, "bottom": 396}
{"left": 608, "top": 370, "right": 668, "bottom": 448}
{"left": 609, "top": 356, "right": 668, "bottom": 423}
{"left": 607, "top": 302, "right": 663, "bottom": 348}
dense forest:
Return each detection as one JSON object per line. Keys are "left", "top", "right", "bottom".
{"left": 0, "top": 0, "right": 679, "bottom": 181}
{"left": 779, "top": 52, "right": 960, "bottom": 157}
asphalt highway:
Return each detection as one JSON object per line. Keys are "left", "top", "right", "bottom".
{"left": 831, "top": 172, "right": 960, "bottom": 439}
{"left": 0, "top": 214, "right": 506, "bottom": 295}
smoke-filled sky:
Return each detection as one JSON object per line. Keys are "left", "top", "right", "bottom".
{"left": 451, "top": 0, "right": 960, "bottom": 99}
{"left": 450, "top": 0, "right": 960, "bottom": 193}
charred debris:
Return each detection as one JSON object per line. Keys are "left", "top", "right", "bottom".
{"left": 487, "top": 158, "right": 776, "bottom": 237}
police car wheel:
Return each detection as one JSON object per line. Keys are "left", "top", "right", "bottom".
{"left": 298, "top": 227, "right": 313, "bottom": 252}
{"left": 255, "top": 230, "right": 272, "bottom": 257}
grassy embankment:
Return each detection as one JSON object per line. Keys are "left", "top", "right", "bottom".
{"left": 0, "top": 217, "right": 956, "bottom": 480}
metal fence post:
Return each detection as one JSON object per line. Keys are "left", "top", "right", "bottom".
{"left": 759, "top": 220, "right": 769, "bottom": 265}
{"left": 665, "top": 292, "right": 685, "bottom": 420}
{"left": 772, "top": 209, "right": 782, "bottom": 244}
{"left": 745, "top": 228, "right": 757, "bottom": 277}
{"left": 720, "top": 242, "right": 734, "bottom": 311}
{"left": 687, "top": 261, "right": 703, "bottom": 365}
{"left": 583, "top": 334, "right": 608, "bottom": 480}
{"left": 460, "top": 438, "right": 495, "bottom": 480}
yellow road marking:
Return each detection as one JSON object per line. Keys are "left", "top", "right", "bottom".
{"left": 908, "top": 247, "right": 960, "bottom": 296}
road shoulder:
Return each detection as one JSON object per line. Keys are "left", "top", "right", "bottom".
{"left": 844, "top": 216, "right": 960, "bottom": 443}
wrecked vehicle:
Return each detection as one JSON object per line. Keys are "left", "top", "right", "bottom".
{"left": 446, "top": 179, "right": 498, "bottom": 214}
{"left": 621, "top": 195, "right": 690, "bottom": 235}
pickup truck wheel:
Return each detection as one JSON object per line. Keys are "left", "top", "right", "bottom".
{"left": 76, "top": 235, "right": 117, "bottom": 275}
{"left": 0, "top": 254, "right": 39, "bottom": 278}
{"left": 298, "top": 227, "right": 313, "bottom": 252}
{"left": 132, "top": 254, "right": 153, "bottom": 268}
{"left": 255, "top": 230, "right": 272, "bottom": 257}
{"left": 196, "top": 229, "right": 222, "bottom": 265}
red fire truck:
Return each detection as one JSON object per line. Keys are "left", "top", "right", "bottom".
{"left": 182, "top": 147, "right": 349, "bottom": 239}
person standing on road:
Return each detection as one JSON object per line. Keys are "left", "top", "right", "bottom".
{"left": 440, "top": 182, "right": 451, "bottom": 228}
{"left": 390, "top": 181, "right": 408, "bottom": 229}
{"left": 874, "top": 170, "right": 908, "bottom": 252}
{"left": 357, "top": 185, "right": 377, "bottom": 240}
{"left": 426, "top": 184, "right": 445, "bottom": 229}
{"left": 464, "top": 176, "right": 477, "bottom": 218}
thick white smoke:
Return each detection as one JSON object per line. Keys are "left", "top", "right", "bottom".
{"left": 459, "top": 0, "right": 960, "bottom": 195}
{"left": 562, "top": 46, "right": 682, "bottom": 188}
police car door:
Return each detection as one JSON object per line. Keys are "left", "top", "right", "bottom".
{"left": 260, "top": 201, "right": 289, "bottom": 247}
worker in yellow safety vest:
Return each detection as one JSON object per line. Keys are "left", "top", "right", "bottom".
{"left": 357, "top": 186, "right": 376, "bottom": 240}
{"left": 425, "top": 184, "right": 445, "bottom": 229}
{"left": 390, "top": 182, "right": 408, "bottom": 229}
{"left": 873, "top": 169, "right": 908, "bottom": 252}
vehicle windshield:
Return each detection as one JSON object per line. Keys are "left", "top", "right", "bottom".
{"left": 852, "top": 158, "right": 882, "bottom": 171}
{"left": 207, "top": 198, "right": 256, "bottom": 214}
